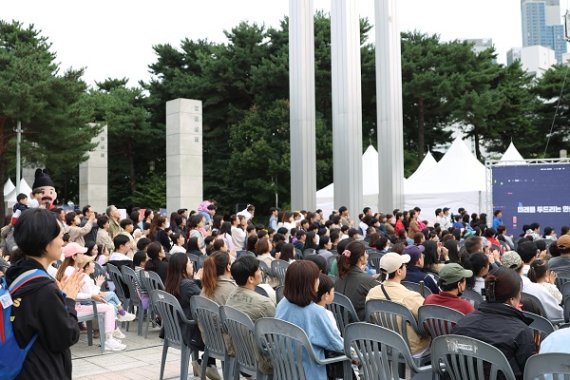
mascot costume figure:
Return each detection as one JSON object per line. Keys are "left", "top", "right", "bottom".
{"left": 32, "top": 169, "right": 57, "bottom": 209}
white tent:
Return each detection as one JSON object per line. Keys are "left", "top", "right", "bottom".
{"left": 3, "top": 179, "right": 15, "bottom": 197}
{"left": 4, "top": 178, "right": 33, "bottom": 206}
{"left": 404, "top": 137, "right": 489, "bottom": 220}
{"left": 405, "top": 151, "right": 437, "bottom": 183}
{"left": 316, "top": 145, "right": 379, "bottom": 217}
{"left": 497, "top": 141, "right": 525, "bottom": 165}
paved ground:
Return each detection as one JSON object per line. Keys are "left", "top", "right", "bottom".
{"left": 71, "top": 323, "right": 222, "bottom": 380}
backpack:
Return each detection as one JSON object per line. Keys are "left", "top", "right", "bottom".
{"left": 0, "top": 269, "right": 50, "bottom": 380}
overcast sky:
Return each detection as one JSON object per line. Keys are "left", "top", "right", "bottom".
{"left": 3, "top": 0, "right": 565, "bottom": 87}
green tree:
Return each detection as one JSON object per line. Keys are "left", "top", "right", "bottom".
{"left": 0, "top": 20, "right": 96, "bottom": 218}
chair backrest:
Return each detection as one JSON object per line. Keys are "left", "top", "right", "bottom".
{"left": 93, "top": 262, "right": 106, "bottom": 279}
{"left": 326, "top": 255, "right": 337, "bottom": 272}
{"left": 431, "top": 334, "right": 517, "bottom": 380}
{"left": 258, "top": 260, "right": 269, "bottom": 283}
{"left": 303, "top": 248, "right": 316, "bottom": 256}
{"left": 255, "top": 318, "right": 322, "bottom": 380}
{"left": 522, "top": 292, "right": 548, "bottom": 317}
{"left": 401, "top": 280, "right": 433, "bottom": 297}
{"left": 255, "top": 285, "right": 269, "bottom": 298}
{"left": 461, "top": 288, "right": 484, "bottom": 308}
{"left": 552, "top": 268, "right": 570, "bottom": 291}
{"left": 237, "top": 250, "right": 255, "bottom": 258}
{"left": 294, "top": 248, "right": 303, "bottom": 260}
{"left": 120, "top": 266, "right": 141, "bottom": 306}
{"left": 365, "top": 299, "right": 421, "bottom": 348}
{"left": 220, "top": 306, "right": 258, "bottom": 374}
{"left": 187, "top": 253, "right": 205, "bottom": 272}
{"left": 344, "top": 322, "right": 420, "bottom": 379}
{"left": 271, "top": 260, "right": 289, "bottom": 286}
{"left": 418, "top": 304, "right": 464, "bottom": 339}
{"left": 140, "top": 270, "right": 165, "bottom": 292}
{"left": 325, "top": 292, "right": 359, "bottom": 336}
{"left": 367, "top": 253, "right": 384, "bottom": 274}
{"left": 521, "top": 311, "right": 555, "bottom": 337}
{"left": 523, "top": 352, "right": 570, "bottom": 380}
{"left": 275, "top": 285, "right": 284, "bottom": 304}
{"left": 106, "top": 263, "right": 127, "bottom": 303}
{"left": 190, "top": 296, "right": 226, "bottom": 358}
{"left": 151, "top": 290, "right": 189, "bottom": 348}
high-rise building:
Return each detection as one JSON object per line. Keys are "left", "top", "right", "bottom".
{"left": 508, "top": 45, "right": 556, "bottom": 77}
{"left": 521, "top": 0, "right": 567, "bottom": 63}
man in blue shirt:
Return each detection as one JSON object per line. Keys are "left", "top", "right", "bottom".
{"left": 268, "top": 207, "right": 279, "bottom": 230}
{"left": 492, "top": 210, "right": 503, "bottom": 230}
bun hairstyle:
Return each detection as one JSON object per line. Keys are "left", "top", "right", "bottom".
{"left": 337, "top": 241, "right": 367, "bottom": 279}
{"left": 527, "top": 259, "right": 548, "bottom": 283}
{"left": 484, "top": 267, "right": 521, "bottom": 303}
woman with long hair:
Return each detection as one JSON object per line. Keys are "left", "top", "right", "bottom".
{"left": 164, "top": 252, "right": 218, "bottom": 379}
{"left": 188, "top": 214, "right": 207, "bottom": 252}
{"left": 528, "top": 259, "right": 562, "bottom": 303}
{"left": 334, "top": 241, "right": 378, "bottom": 320}
{"left": 169, "top": 232, "right": 186, "bottom": 255}
{"left": 219, "top": 221, "right": 236, "bottom": 255}
{"left": 150, "top": 216, "right": 171, "bottom": 253}
{"left": 144, "top": 242, "right": 169, "bottom": 283}
{"left": 464, "top": 252, "right": 490, "bottom": 296}
{"left": 6, "top": 209, "right": 83, "bottom": 378}
{"left": 200, "top": 251, "right": 236, "bottom": 305}
{"left": 276, "top": 261, "right": 344, "bottom": 380}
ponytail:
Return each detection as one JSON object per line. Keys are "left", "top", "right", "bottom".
{"left": 201, "top": 251, "right": 230, "bottom": 298}
{"left": 338, "top": 241, "right": 366, "bottom": 279}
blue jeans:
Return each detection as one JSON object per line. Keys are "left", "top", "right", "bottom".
{"left": 103, "top": 292, "right": 121, "bottom": 315}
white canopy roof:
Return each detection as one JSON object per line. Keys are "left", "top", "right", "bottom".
{"left": 3, "top": 179, "right": 15, "bottom": 197}
{"left": 497, "top": 141, "right": 525, "bottom": 165}
{"left": 405, "top": 151, "right": 437, "bottom": 183}
{"left": 4, "top": 179, "right": 33, "bottom": 204}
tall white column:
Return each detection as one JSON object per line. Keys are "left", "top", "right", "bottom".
{"left": 289, "top": 0, "right": 317, "bottom": 210}
{"left": 166, "top": 99, "right": 203, "bottom": 214}
{"left": 375, "top": 0, "right": 405, "bottom": 212}
{"left": 79, "top": 124, "right": 108, "bottom": 213}
{"left": 331, "top": 0, "right": 363, "bottom": 216}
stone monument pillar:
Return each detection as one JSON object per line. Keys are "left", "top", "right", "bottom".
{"left": 79, "top": 124, "right": 108, "bottom": 213}
{"left": 375, "top": 0, "right": 405, "bottom": 211}
{"left": 331, "top": 0, "right": 363, "bottom": 215}
{"left": 289, "top": 0, "right": 317, "bottom": 210}
{"left": 166, "top": 99, "right": 203, "bottom": 214}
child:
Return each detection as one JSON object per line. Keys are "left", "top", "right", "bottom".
{"left": 315, "top": 274, "right": 341, "bottom": 336}
{"left": 11, "top": 193, "right": 29, "bottom": 224}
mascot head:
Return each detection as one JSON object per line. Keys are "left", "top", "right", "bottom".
{"left": 32, "top": 169, "right": 57, "bottom": 209}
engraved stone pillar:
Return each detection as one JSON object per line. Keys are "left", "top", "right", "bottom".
{"left": 331, "top": 0, "right": 363, "bottom": 215}
{"left": 289, "top": 0, "right": 317, "bottom": 210}
{"left": 79, "top": 124, "right": 108, "bottom": 213}
{"left": 166, "top": 99, "right": 203, "bottom": 214}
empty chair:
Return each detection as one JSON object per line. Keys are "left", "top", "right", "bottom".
{"left": 190, "top": 296, "right": 232, "bottom": 380}
{"left": 121, "top": 265, "right": 149, "bottom": 336}
{"left": 325, "top": 292, "right": 359, "bottom": 336}
{"left": 523, "top": 352, "right": 570, "bottom": 380}
{"left": 255, "top": 317, "right": 350, "bottom": 380}
{"left": 106, "top": 263, "right": 129, "bottom": 309}
{"left": 431, "top": 334, "right": 516, "bottom": 380}
{"left": 271, "top": 259, "right": 289, "bottom": 287}
{"left": 461, "top": 288, "right": 484, "bottom": 308}
{"left": 344, "top": 322, "right": 431, "bottom": 380}
{"left": 418, "top": 304, "right": 464, "bottom": 339}
{"left": 220, "top": 306, "right": 270, "bottom": 380}
{"left": 152, "top": 290, "right": 199, "bottom": 380}
{"left": 401, "top": 280, "right": 433, "bottom": 298}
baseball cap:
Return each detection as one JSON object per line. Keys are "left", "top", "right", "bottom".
{"left": 501, "top": 251, "right": 523, "bottom": 269}
{"left": 439, "top": 263, "right": 473, "bottom": 285}
{"left": 63, "top": 242, "right": 88, "bottom": 258}
{"left": 380, "top": 252, "right": 411, "bottom": 274}
{"left": 403, "top": 245, "right": 425, "bottom": 265}
{"left": 74, "top": 254, "right": 95, "bottom": 268}
{"left": 557, "top": 235, "right": 570, "bottom": 249}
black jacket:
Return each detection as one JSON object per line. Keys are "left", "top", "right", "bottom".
{"left": 178, "top": 279, "right": 203, "bottom": 349}
{"left": 451, "top": 302, "right": 534, "bottom": 379}
{"left": 335, "top": 267, "right": 379, "bottom": 320}
{"left": 6, "top": 259, "right": 80, "bottom": 380}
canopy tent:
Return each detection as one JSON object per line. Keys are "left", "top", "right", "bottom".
{"left": 404, "top": 137, "right": 489, "bottom": 221}
{"left": 404, "top": 151, "right": 437, "bottom": 183}
{"left": 497, "top": 141, "right": 525, "bottom": 165}
{"left": 4, "top": 178, "right": 33, "bottom": 207}
{"left": 316, "top": 145, "right": 379, "bottom": 218}
{"left": 3, "top": 179, "right": 15, "bottom": 197}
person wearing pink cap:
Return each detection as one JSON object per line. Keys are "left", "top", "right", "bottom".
{"left": 366, "top": 252, "right": 431, "bottom": 356}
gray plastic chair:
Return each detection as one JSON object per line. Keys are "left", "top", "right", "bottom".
{"left": 552, "top": 268, "right": 570, "bottom": 291}
{"left": 255, "top": 317, "right": 350, "bottom": 380}
{"left": 190, "top": 296, "right": 232, "bottom": 380}
{"left": 522, "top": 292, "right": 564, "bottom": 324}
{"left": 258, "top": 260, "right": 269, "bottom": 283}
{"left": 365, "top": 299, "right": 430, "bottom": 365}
{"left": 140, "top": 270, "right": 165, "bottom": 327}
{"left": 401, "top": 281, "right": 433, "bottom": 298}
{"left": 220, "top": 306, "right": 270, "bottom": 380}
{"left": 368, "top": 252, "right": 384, "bottom": 274}
{"left": 152, "top": 290, "right": 199, "bottom": 380}
{"left": 344, "top": 322, "right": 431, "bottom": 380}
{"left": 327, "top": 255, "right": 338, "bottom": 272}
{"left": 521, "top": 310, "right": 555, "bottom": 338}
{"left": 255, "top": 285, "right": 270, "bottom": 298}
{"left": 188, "top": 253, "right": 205, "bottom": 272}
{"left": 271, "top": 259, "right": 289, "bottom": 287}
{"left": 121, "top": 266, "right": 149, "bottom": 337}
{"left": 303, "top": 248, "right": 316, "bottom": 256}
{"left": 418, "top": 304, "right": 464, "bottom": 339}
{"left": 76, "top": 300, "right": 106, "bottom": 352}
{"left": 461, "top": 288, "right": 484, "bottom": 308}
{"left": 106, "top": 263, "right": 129, "bottom": 309}
{"left": 275, "top": 285, "right": 284, "bottom": 304}
{"left": 431, "top": 334, "right": 516, "bottom": 380}
{"left": 523, "top": 352, "right": 570, "bottom": 380}
{"left": 325, "top": 292, "right": 359, "bottom": 336}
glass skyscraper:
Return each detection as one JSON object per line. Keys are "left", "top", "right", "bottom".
{"left": 521, "top": 0, "right": 567, "bottom": 63}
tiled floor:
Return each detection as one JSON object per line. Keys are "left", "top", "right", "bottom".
{"left": 71, "top": 324, "right": 216, "bottom": 380}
